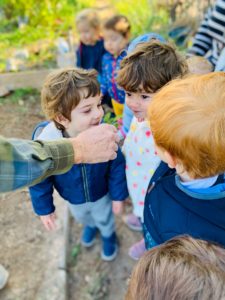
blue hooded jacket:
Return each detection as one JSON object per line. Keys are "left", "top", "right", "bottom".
{"left": 29, "top": 121, "right": 128, "bottom": 216}
{"left": 144, "top": 162, "right": 225, "bottom": 249}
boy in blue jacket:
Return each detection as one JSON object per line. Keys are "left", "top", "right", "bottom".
{"left": 29, "top": 68, "right": 128, "bottom": 261}
{"left": 144, "top": 72, "right": 225, "bottom": 249}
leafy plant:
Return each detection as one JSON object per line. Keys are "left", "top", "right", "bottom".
{"left": 112, "top": 0, "right": 169, "bottom": 38}
{"left": 0, "top": 0, "right": 170, "bottom": 72}
{"left": 0, "top": 88, "right": 39, "bottom": 104}
{"left": 71, "top": 243, "right": 81, "bottom": 265}
{"left": 103, "top": 111, "right": 121, "bottom": 129}
{"left": 0, "top": 0, "right": 95, "bottom": 72}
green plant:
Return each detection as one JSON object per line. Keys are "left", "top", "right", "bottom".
{"left": 0, "top": 88, "right": 39, "bottom": 104}
{"left": 0, "top": 0, "right": 170, "bottom": 72}
{"left": 71, "top": 243, "right": 81, "bottom": 265}
{"left": 103, "top": 111, "right": 121, "bottom": 129}
{"left": 0, "top": 0, "right": 96, "bottom": 72}
{"left": 112, "top": 0, "right": 169, "bottom": 38}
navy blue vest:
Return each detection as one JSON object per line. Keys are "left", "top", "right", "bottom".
{"left": 144, "top": 162, "right": 225, "bottom": 247}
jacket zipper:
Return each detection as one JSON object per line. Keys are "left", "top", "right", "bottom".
{"left": 147, "top": 182, "right": 155, "bottom": 194}
{"left": 81, "top": 164, "right": 90, "bottom": 202}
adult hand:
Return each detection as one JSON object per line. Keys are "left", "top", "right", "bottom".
{"left": 70, "top": 124, "right": 119, "bottom": 164}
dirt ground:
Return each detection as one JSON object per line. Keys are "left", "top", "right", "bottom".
{"left": 0, "top": 93, "right": 140, "bottom": 300}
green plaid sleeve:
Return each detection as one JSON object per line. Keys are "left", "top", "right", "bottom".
{"left": 0, "top": 136, "right": 74, "bottom": 193}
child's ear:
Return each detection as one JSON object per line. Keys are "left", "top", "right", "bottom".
{"left": 55, "top": 114, "right": 69, "bottom": 129}
{"left": 164, "top": 151, "right": 177, "bottom": 169}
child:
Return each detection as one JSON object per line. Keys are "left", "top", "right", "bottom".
{"left": 29, "top": 68, "right": 128, "bottom": 261}
{"left": 117, "top": 33, "right": 166, "bottom": 140}
{"left": 101, "top": 14, "right": 131, "bottom": 116}
{"left": 75, "top": 8, "right": 112, "bottom": 108}
{"left": 144, "top": 72, "right": 225, "bottom": 250}
{"left": 75, "top": 9, "right": 106, "bottom": 73}
{"left": 186, "top": 55, "right": 213, "bottom": 74}
{"left": 117, "top": 41, "right": 188, "bottom": 260}
{"left": 126, "top": 236, "right": 225, "bottom": 300}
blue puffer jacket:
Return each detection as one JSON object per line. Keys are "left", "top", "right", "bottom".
{"left": 29, "top": 122, "right": 128, "bottom": 216}
{"left": 144, "top": 162, "right": 225, "bottom": 249}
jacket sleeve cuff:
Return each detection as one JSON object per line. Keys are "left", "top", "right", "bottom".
{"left": 34, "top": 139, "right": 74, "bottom": 176}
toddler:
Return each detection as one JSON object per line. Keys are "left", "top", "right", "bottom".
{"left": 29, "top": 68, "right": 128, "bottom": 261}
{"left": 117, "top": 41, "right": 187, "bottom": 260}
{"left": 101, "top": 14, "right": 131, "bottom": 116}
{"left": 144, "top": 72, "right": 225, "bottom": 250}
{"left": 75, "top": 8, "right": 106, "bottom": 74}
{"left": 117, "top": 33, "right": 166, "bottom": 140}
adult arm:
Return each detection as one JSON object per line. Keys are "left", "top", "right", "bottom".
{"left": 0, "top": 136, "right": 74, "bottom": 192}
{"left": 188, "top": 8, "right": 213, "bottom": 57}
{"left": 0, "top": 124, "right": 119, "bottom": 192}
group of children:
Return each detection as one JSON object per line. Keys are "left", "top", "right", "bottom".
{"left": 28, "top": 7, "right": 225, "bottom": 296}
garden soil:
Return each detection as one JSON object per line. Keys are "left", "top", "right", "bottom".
{"left": 0, "top": 95, "right": 140, "bottom": 300}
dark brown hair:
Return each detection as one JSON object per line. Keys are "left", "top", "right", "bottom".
{"left": 117, "top": 40, "right": 188, "bottom": 93}
{"left": 41, "top": 67, "right": 100, "bottom": 130}
{"left": 103, "top": 15, "right": 131, "bottom": 38}
{"left": 126, "top": 236, "right": 225, "bottom": 300}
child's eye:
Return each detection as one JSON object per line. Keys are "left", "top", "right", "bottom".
{"left": 83, "top": 109, "right": 91, "bottom": 114}
{"left": 126, "top": 92, "right": 132, "bottom": 97}
{"left": 97, "top": 103, "right": 102, "bottom": 108}
{"left": 141, "top": 95, "right": 150, "bottom": 100}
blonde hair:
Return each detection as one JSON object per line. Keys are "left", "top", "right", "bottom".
{"left": 186, "top": 56, "right": 213, "bottom": 74}
{"left": 75, "top": 8, "right": 100, "bottom": 30}
{"left": 126, "top": 236, "right": 225, "bottom": 300}
{"left": 117, "top": 41, "right": 188, "bottom": 93}
{"left": 148, "top": 72, "right": 225, "bottom": 178}
{"left": 41, "top": 67, "right": 100, "bottom": 130}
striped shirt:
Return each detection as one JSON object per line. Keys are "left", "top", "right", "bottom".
{"left": 188, "top": 0, "right": 225, "bottom": 66}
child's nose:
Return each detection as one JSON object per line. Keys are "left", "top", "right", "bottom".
{"left": 94, "top": 108, "right": 102, "bottom": 119}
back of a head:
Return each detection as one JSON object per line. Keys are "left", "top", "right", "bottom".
{"left": 117, "top": 40, "right": 188, "bottom": 93}
{"left": 148, "top": 72, "right": 225, "bottom": 178}
{"left": 126, "top": 236, "right": 225, "bottom": 300}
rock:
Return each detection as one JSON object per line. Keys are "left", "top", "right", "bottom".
{"left": 14, "top": 49, "right": 29, "bottom": 60}
{"left": 0, "top": 264, "right": 9, "bottom": 290}
{"left": 5, "top": 58, "right": 26, "bottom": 72}
{"left": 56, "top": 53, "right": 75, "bottom": 68}
{"left": 0, "top": 86, "right": 10, "bottom": 97}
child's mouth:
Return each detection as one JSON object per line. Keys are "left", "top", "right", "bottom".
{"left": 133, "top": 111, "right": 144, "bottom": 122}
{"left": 91, "top": 121, "right": 101, "bottom": 126}
{"left": 133, "top": 110, "right": 142, "bottom": 117}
